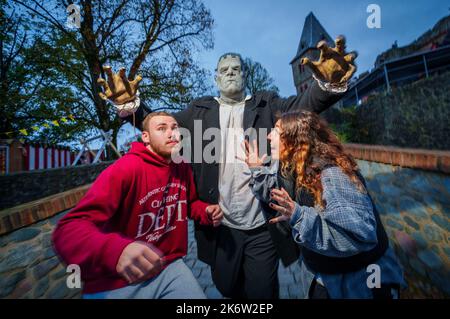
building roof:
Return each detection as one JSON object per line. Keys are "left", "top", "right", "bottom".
{"left": 375, "top": 14, "right": 450, "bottom": 66}
{"left": 291, "top": 12, "right": 334, "bottom": 64}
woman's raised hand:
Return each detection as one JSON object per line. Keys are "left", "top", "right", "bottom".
{"left": 237, "top": 139, "right": 268, "bottom": 168}
{"left": 269, "top": 188, "right": 296, "bottom": 224}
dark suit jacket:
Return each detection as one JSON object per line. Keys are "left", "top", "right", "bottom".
{"left": 125, "top": 80, "right": 344, "bottom": 266}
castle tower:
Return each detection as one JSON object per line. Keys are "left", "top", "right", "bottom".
{"left": 290, "top": 12, "right": 333, "bottom": 94}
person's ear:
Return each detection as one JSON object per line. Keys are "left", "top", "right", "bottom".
{"left": 142, "top": 131, "right": 150, "bottom": 146}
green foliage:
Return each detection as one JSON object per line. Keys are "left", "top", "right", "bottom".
{"left": 324, "top": 105, "right": 363, "bottom": 144}
{"left": 330, "top": 124, "right": 350, "bottom": 144}
{"left": 324, "top": 71, "right": 450, "bottom": 150}
{"left": 5, "top": 0, "right": 215, "bottom": 153}
{"left": 1, "top": 6, "right": 90, "bottom": 144}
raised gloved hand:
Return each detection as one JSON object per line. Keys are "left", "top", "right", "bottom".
{"left": 97, "top": 66, "right": 142, "bottom": 105}
{"left": 301, "top": 35, "right": 357, "bottom": 85}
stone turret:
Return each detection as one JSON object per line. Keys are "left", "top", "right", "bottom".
{"left": 290, "top": 12, "right": 333, "bottom": 94}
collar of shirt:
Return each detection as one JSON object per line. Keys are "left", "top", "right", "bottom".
{"left": 214, "top": 95, "right": 252, "bottom": 106}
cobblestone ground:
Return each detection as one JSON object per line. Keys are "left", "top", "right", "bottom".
{"left": 184, "top": 221, "right": 302, "bottom": 299}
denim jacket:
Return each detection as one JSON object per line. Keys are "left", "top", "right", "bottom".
{"left": 249, "top": 163, "right": 405, "bottom": 299}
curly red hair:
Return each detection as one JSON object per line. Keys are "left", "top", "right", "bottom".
{"left": 278, "top": 111, "right": 365, "bottom": 208}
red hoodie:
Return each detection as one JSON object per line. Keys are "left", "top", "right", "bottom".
{"left": 52, "top": 142, "right": 212, "bottom": 294}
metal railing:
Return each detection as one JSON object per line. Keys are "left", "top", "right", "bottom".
{"left": 341, "top": 45, "right": 450, "bottom": 107}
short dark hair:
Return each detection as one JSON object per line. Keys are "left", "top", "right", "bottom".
{"left": 142, "top": 111, "right": 176, "bottom": 132}
{"left": 216, "top": 52, "right": 246, "bottom": 73}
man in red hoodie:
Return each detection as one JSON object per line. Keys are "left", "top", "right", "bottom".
{"left": 53, "top": 112, "right": 223, "bottom": 299}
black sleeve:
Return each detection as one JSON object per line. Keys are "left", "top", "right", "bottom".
{"left": 172, "top": 104, "right": 193, "bottom": 129}
{"left": 270, "top": 80, "right": 345, "bottom": 115}
{"left": 121, "top": 100, "right": 193, "bottom": 130}
{"left": 121, "top": 100, "right": 153, "bottom": 130}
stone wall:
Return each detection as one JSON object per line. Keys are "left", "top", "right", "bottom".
{"left": 345, "top": 144, "right": 450, "bottom": 298}
{"left": 358, "top": 160, "right": 449, "bottom": 297}
{"left": 0, "top": 211, "right": 81, "bottom": 298}
{"left": 0, "top": 162, "right": 114, "bottom": 210}
{"left": 0, "top": 183, "right": 93, "bottom": 298}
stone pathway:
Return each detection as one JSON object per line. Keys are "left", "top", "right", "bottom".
{"left": 184, "top": 221, "right": 302, "bottom": 299}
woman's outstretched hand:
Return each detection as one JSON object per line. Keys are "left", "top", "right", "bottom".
{"left": 269, "top": 188, "right": 296, "bottom": 224}
{"left": 237, "top": 139, "right": 268, "bottom": 168}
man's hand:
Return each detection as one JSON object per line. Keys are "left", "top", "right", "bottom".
{"left": 97, "top": 66, "right": 142, "bottom": 105}
{"left": 301, "top": 35, "right": 357, "bottom": 85}
{"left": 206, "top": 205, "right": 223, "bottom": 227}
{"left": 116, "top": 241, "right": 164, "bottom": 284}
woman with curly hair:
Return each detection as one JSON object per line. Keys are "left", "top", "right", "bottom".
{"left": 243, "top": 110, "right": 405, "bottom": 299}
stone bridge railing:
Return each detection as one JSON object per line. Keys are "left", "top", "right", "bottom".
{"left": 0, "top": 145, "right": 449, "bottom": 298}
{"left": 345, "top": 144, "right": 449, "bottom": 298}
{"left": 0, "top": 185, "right": 90, "bottom": 298}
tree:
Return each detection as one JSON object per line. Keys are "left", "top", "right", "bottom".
{"left": 11, "top": 0, "right": 214, "bottom": 155}
{"left": 0, "top": 1, "right": 83, "bottom": 144}
{"left": 244, "top": 57, "right": 279, "bottom": 95}
{"left": 1, "top": 1, "right": 32, "bottom": 136}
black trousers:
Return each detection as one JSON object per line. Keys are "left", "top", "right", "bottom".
{"left": 211, "top": 224, "right": 279, "bottom": 299}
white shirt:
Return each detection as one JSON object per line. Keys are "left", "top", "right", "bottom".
{"left": 215, "top": 95, "right": 266, "bottom": 230}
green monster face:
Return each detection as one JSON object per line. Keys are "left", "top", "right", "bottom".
{"left": 215, "top": 55, "right": 246, "bottom": 98}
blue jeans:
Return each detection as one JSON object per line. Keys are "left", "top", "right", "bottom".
{"left": 83, "top": 259, "right": 206, "bottom": 299}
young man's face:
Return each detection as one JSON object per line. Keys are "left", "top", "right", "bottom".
{"left": 142, "top": 115, "right": 180, "bottom": 159}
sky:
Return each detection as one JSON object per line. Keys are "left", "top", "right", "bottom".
{"left": 197, "top": 0, "right": 450, "bottom": 97}
{"left": 117, "top": 0, "right": 449, "bottom": 149}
